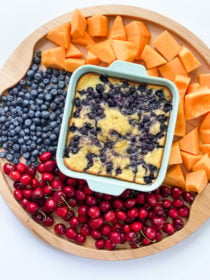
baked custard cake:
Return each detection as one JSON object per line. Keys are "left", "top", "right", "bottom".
{"left": 64, "top": 73, "right": 172, "bottom": 185}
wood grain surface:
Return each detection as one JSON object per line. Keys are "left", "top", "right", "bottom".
{"left": 0, "top": 5, "right": 209, "bottom": 260}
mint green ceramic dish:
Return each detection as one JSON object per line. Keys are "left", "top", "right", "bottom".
{"left": 56, "top": 61, "right": 179, "bottom": 196}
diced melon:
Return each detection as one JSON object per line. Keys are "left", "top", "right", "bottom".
{"left": 198, "top": 73, "right": 210, "bottom": 88}
{"left": 41, "top": 47, "right": 66, "bottom": 69}
{"left": 199, "top": 112, "right": 210, "bottom": 131}
{"left": 192, "top": 153, "right": 210, "bottom": 180}
{"left": 66, "top": 43, "right": 83, "bottom": 58}
{"left": 158, "top": 57, "right": 188, "bottom": 81}
{"left": 146, "top": 67, "right": 159, "bottom": 77}
{"left": 71, "top": 9, "right": 87, "bottom": 38}
{"left": 168, "top": 142, "right": 182, "bottom": 165}
{"left": 108, "top": 15, "right": 126, "bottom": 40}
{"left": 178, "top": 46, "right": 201, "bottom": 73}
{"left": 163, "top": 164, "right": 186, "bottom": 189}
{"left": 87, "top": 14, "right": 109, "bottom": 37}
{"left": 111, "top": 40, "right": 137, "bottom": 62}
{"left": 87, "top": 40, "right": 116, "bottom": 64}
{"left": 179, "top": 127, "right": 199, "bottom": 155}
{"left": 200, "top": 144, "right": 210, "bottom": 156}
{"left": 46, "top": 22, "right": 71, "bottom": 49}
{"left": 152, "top": 30, "right": 181, "bottom": 61}
{"left": 186, "top": 170, "right": 208, "bottom": 193}
{"left": 200, "top": 130, "right": 210, "bottom": 144}
{"left": 174, "top": 75, "right": 191, "bottom": 97}
{"left": 64, "top": 58, "right": 86, "bottom": 72}
{"left": 186, "top": 83, "right": 201, "bottom": 94}
{"left": 174, "top": 98, "right": 186, "bottom": 137}
{"left": 181, "top": 151, "right": 201, "bottom": 171}
{"left": 86, "top": 51, "right": 101, "bottom": 65}
{"left": 140, "top": 45, "right": 166, "bottom": 69}
{"left": 72, "top": 32, "right": 95, "bottom": 46}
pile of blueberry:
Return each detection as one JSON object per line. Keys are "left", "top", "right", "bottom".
{"left": 0, "top": 52, "right": 71, "bottom": 166}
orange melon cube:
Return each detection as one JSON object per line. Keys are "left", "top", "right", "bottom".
{"left": 163, "top": 164, "right": 185, "bottom": 189}
{"left": 186, "top": 83, "right": 201, "bottom": 94}
{"left": 72, "top": 32, "right": 94, "bottom": 46}
{"left": 198, "top": 73, "right": 210, "bottom": 88}
{"left": 152, "top": 30, "right": 181, "bottom": 61}
{"left": 200, "top": 130, "right": 210, "bottom": 144}
{"left": 174, "top": 75, "right": 191, "bottom": 97}
{"left": 86, "top": 51, "right": 101, "bottom": 65}
{"left": 186, "top": 170, "right": 208, "bottom": 193}
{"left": 140, "top": 45, "right": 166, "bottom": 69}
{"left": 108, "top": 15, "right": 126, "bottom": 41}
{"left": 87, "top": 40, "right": 116, "bottom": 64}
{"left": 178, "top": 46, "right": 201, "bottom": 73}
{"left": 71, "top": 9, "right": 87, "bottom": 38}
{"left": 168, "top": 142, "right": 182, "bottom": 165}
{"left": 146, "top": 67, "right": 159, "bottom": 77}
{"left": 46, "top": 22, "right": 71, "bottom": 49}
{"left": 179, "top": 127, "right": 199, "bottom": 155}
{"left": 174, "top": 98, "right": 186, "bottom": 137}
{"left": 111, "top": 40, "right": 137, "bottom": 62}
{"left": 200, "top": 144, "right": 210, "bottom": 156}
{"left": 181, "top": 151, "right": 201, "bottom": 171}
{"left": 200, "top": 112, "right": 210, "bottom": 131}
{"left": 158, "top": 57, "right": 188, "bottom": 81}
{"left": 125, "top": 21, "right": 151, "bottom": 59}
{"left": 184, "top": 87, "right": 210, "bottom": 120}
{"left": 87, "top": 14, "right": 108, "bottom": 37}
{"left": 41, "top": 47, "right": 66, "bottom": 69}
{"left": 66, "top": 43, "right": 83, "bottom": 58}
{"left": 192, "top": 153, "right": 210, "bottom": 180}
{"left": 64, "top": 58, "right": 86, "bottom": 72}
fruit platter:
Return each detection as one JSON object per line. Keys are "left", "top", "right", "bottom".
{"left": 0, "top": 5, "right": 209, "bottom": 260}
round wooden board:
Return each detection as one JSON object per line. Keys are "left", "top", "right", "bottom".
{"left": 0, "top": 5, "right": 210, "bottom": 260}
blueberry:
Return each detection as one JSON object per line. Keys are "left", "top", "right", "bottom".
{"left": 27, "top": 69, "right": 34, "bottom": 79}
{"left": 24, "top": 119, "right": 32, "bottom": 127}
{"left": 42, "top": 111, "right": 50, "bottom": 119}
{"left": 96, "top": 84, "right": 104, "bottom": 93}
{"left": 0, "top": 151, "right": 5, "bottom": 158}
{"left": 6, "top": 154, "right": 13, "bottom": 161}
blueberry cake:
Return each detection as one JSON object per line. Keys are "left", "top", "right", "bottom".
{"left": 64, "top": 73, "right": 172, "bottom": 185}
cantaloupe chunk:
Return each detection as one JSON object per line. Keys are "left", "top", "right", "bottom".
{"left": 140, "top": 45, "right": 166, "bottom": 69}
{"left": 108, "top": 15, "right": 126, "bottom": 41}
{"left": 125, "top": 21, "right": 151, "bottom": 60}
{"left": 186, "top": 83, "right": 201, "bottom": 94}
{"left": 87, "top": 40, "right": 116, "bottom": 64}
{"left": 192, "top": 153, "right": 210, "bottom": 180}
{"left": 46, "top": 22, "right": 71, "bottom": 49}
{"left": 186, "top": 170, "right": 208, "bottom": 193}
{"left": 41, "top": 47, "right": 66, "bottom": 69}
{"left": 64, "top": 58, "right": 86, "bottom": 72}
{"left": 168, "top": 142, "right": 182, "bottom": 165}
{"left": 199, "top": 112, "right": 210, "bottom": 130}
{"left": 178, "top": 46, "right": 201, "bottom": 73}
{"left": 181, "top": 151, "right": 201, "bottom": 171}
{"left": 146, "top": 67, "right": 159, "bottom": 77}
{"left": 87, "top": 14, "right": 108, "bottom": 37}
{"left": 71, "top": 9, "right": 87, "bottom": 38}
{"left": 152, "top": 30, "right": 181, "bottom": 61}
{"left": 174, "top": 98, "right": 186, "bottom": 137}
{"left": 198, "top": 73, "right": 210, "bottom": 88}
{"left": 158, "top": 57, "right": 188, "bottom": 81}
{"left": 72, "top": 32, "right": 95, "bottom": 46}
{"left": 163, "top": 164, "right": 185, "bottom": 189}
{"left": 179, "top": 127, "right": 199, "bottom": 155}
{"left": 66, "top": 43, "right": 83, "bottom": 58}
{"left": 200, "top": 144, "right": 210, "bottom": 155}
{"left": 200, "top": 130, "right": 210, "bottom": 144}
{"left": 111, "top": 40, "right": 137, "bottom": 62}
{"left": 86, "top": 51, "right": 101, "bottom": 65}
{"left": 174, "top": 75, "right": 191, "bottom": 97}
{"left": 184, "top": 87, "right": 210, "bottom": 120}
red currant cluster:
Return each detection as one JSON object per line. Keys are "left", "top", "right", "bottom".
{"left": 3, "top": 152, "right": 195, "bottom": 250}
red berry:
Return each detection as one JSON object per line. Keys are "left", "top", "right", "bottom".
{"left": 3, "top": 163, "right": 15, "bottom": 174}
{"left": 138, "top": 207, "right": 148, "bottom": 219}
{"left": 104, "top": 210, "right": 116, "bottom": 223}
{"left": 45, "top": 198, "right": 57, "bottom": 212}
{"left": 130, "top": 222, "right": 143, "bottom": 232}
{"left": 25, "top": 166, "right": 36, "bottom": 176}
{"left": 168, "top": 208, "right": 178, "bottom": 219}
{"left": 95, "top": 239, "right": 105, "bottom": 249}
{"left": 143, "top": 227, "right": 156, "bottom": 240}
{"left": 51, "top": 179, "right": 63, "bottom": 190}
{"left": 116, "top": 210, "right": 127, "bottom": 221}
{"left": 20, "top": 174, "right": 32, "bottom": 186}
{"left": 109, "top": 231, "right": 121, "bottom": 244}
{"left": 162, "top": 199, "right": 172, "bottom": 209}
{"left": 44, "top": 160, "right": 56, "bottom": 172}
{"left": 21, "top": 198, "right": 29, "bottom": 208}
{"left": 146, "top": 194, "right": 158, "bottom": 206}
{"left": 14, "top": 189, "right": 23, "bottom": 200}
{"left": 66, "top": 178, "right": 78, "bottom": 187}
{"left": 152, "top": 217, "right": 164, "bottom": 230}
{"left": 56, "top": 206, "right": 68, "bottom": 218}
{"left": 101, "top": 224, "right": 112, "bottom": 236}
{"left": 155, "top": 230, "right": 162, "bottom": 242}
{"left": 54, "top": 223, "right": 66, "bottom": 235}
{"left": 63, "top": 186, "right": 75, "bottom": 197}
{"left": 65, "top": 227, "right": 77, "bottom": 239}
{"left": 99, "top": 200, "right": 111, "bottom": 212}
{"left": 136, "top": 193, "right": 145, "bottom": 204}
{"left": 39, "top": 152, "right": 52, "bottom": 162}
{"left": 178, "top": 206, "right": 189, "bottom": 218}
{"left": 127, "top": 207, "right": 138, "bottom": 220}
{"left": 53, "top": 191, "right": 66, "bottom": 203}
{"left": 173, "top": 217, "right": 184, "bottom": 230}
{"left": 89, "top": 217, "right": 104, "bottom": 229}
{"left": 105, "top": 239, "right": 116, "bottom": 250}
{"left": 75, "top": 233, "right": 86, "bottom": 244}
{"left": 78, "top": 205, "right": 88, "bottom": 216}
{"left": 123, "top": 224, "right": 131, "bottom": 233}
{"left": 42, "top": 215, "right": 54, "bottom": 227}
{"left": 9, "top": 171, "right": 21, "bottom": 182}
{"left": 70, "top": 216, "right": 79, "bottom": 228}
{"left": 83, "top": 184, "right": 93, "bottom": 195}
{"left": 124, "top": 198, "right": 136, "bottom": 208}
{"left": 163, "top": 222, "right": 175, "bottom": 235}
{"left": 75, "top": 190, "right": 86, "bottom": 201}
{"left": 80, "top": 224, "right": 91, "bottom": 236}
{"left": 183, "top": 191, "right": 195, "bottom": 203}
{"left": 42, "top": 172, "right": 54, "bottom": 182}
{"left": 26, "top": 202, "right": 38, "bottom": 214}
{"left": 22, "top": 189, "right": 32, "bottom": 199}
{"left": 88, "top": 206, "right": 101, "bottom": 219}
{"left": 37, "top": 163, "right": 45, "bottom": 173}
{"left": 16, "top": 163, "right": 27, "bottom": 173}
{"left": 85, "top": 195, "right": 97, "bottom": 206}
{"left": 160, "top": 185, "right": 171, "bottom": 197}
{"left": 173, "top": 198, "right": 184, "bottom": 208}
{"left": 31, "top": 188, "right": 44, "bottom": 200}
{"left": 153, "top": 204, "right": 164, "bottom": 216}
{"left": 141, "top": 238, "right": 151, "bottom": 246}
{"left": 30, "top": 178, "right": 39, "bottom": 188}
{"left": 91, "top": 230, "right": 102, "bottom": 240}
{"left": 171, "top": 187, "right": 183, "bottom": 199}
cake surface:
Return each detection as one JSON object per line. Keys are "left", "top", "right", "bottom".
{"left": 64, "top": 73, "right": 172, "bottom": 184}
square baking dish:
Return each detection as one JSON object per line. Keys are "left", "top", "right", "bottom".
{"left": 56, "top": 61, "right": 179, "bottom": 196}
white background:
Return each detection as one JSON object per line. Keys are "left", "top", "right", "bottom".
{"left": 0, "top": 0, "right": 210, "bottom": 279}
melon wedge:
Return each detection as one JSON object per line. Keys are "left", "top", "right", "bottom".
{"left": 174, "top": 75, "right": 191, "bottom": 97}
{"left": 200, "top": 144, "right": 210, "bottom": 155}
{"left": 192, "top": 153, "right": 210, "bottom": 180}
{"left": 198, "top": 73, "right": 210, "bottom": 88}
{"left": 111, "top": 40, "right": 137, "bottom": 62}
{"left": 86, "top": 51, "right": 101, "bottom": 65}
{"left": 174, "top": 98, "right": 186, "bottom": 137}
{"left": 199, "top": 112, "right": 210, "bottom": 131}
{"left": 146, "top": 67, "right": 159, "bottom": 77}
{"left": 41, "top": 47, "right": 65, "bottom": 69}
{"left": 71, "top": 9, "right": 87, "bottom": 38}
{"left": 200, "top": 130, "right": 210, "bottom": 144}
{"left": 186, "top": 170, "right": 208, "bottom": 193}
{"left": 179, "top": 127, "right": 199, "bottom": 155}
{"left": 158, "top": 57, "right": 188, "bottom": 81}
{"left": 108, "top": 15, "right": 126, "bottom": 40}
{"left": 140, "top": 45, "right": 166, "bottom": 69}
{"left": 66, "top": 43, "right": 83, "bottom": 58}
{"left": 168, "top": 142, "right": 182, "bottom": 165}
{"left": 87, "top": 40, "right": 116, "bottom": 64}
{"left": 87, "top": 14, "right": 108, "bottom": 37}
{"left": 163, "top": 164, "right": 185, "bottom": 189}
{"left": 64, "top": 58, "right": 86, "bottom": 72}
{"left": 181, "top": 151, "right": 201, "bottom": 171}
{"left": 46, "top": 22, "right": 71, "bottom": 49}
{"left": 178, "top": 46, "right": 201, "bottom": 73}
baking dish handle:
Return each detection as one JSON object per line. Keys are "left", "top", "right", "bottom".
{"left": 108, "top": 61, "right": 147, "bottom": 77}
{"left": 87, "top": 179, "right": 126, "bottom": 196}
